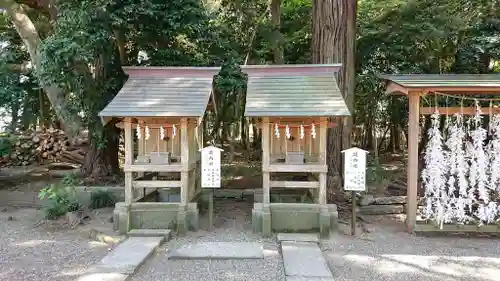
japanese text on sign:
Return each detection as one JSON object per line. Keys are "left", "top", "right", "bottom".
{"left": 200, "top": 146, "right": 222, "bottom": 188}
{"left": 342, "top": 148, "right": 368, "bottom": 192}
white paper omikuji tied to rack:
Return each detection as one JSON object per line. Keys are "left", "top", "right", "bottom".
{"left": 421, "top": 111, "right": 447, "bottom": 226}
{"left": 445, "top": 113, "right": 468, "bottom": 223}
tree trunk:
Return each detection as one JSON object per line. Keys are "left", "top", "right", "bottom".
{"left": 20, "top": 95, "right": 32, "bottom": 130}
{"left": 312, "top": 0, "right": 356, "bottom": 190}
{"left": 82, "top": 122, "right": 121, "bottom": 180}
{"left": 271, "top": 0, "right": 284, "bottom": 64}
{"left": 3, "top": 1, "right": 83, "bottom": 139}
{"left": 81, "top": 50, "right": 124, "bottom": 179}
{"left": 9, "top": 104, "right": 19, "bottom": 133}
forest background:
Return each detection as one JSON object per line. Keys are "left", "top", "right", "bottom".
{"left": 0, "top": 0, "right": 499, "bottom": 191}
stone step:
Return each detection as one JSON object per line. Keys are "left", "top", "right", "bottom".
{"left": 286, "top": 277, "right": 334, "bottom": 281}
{"left": 86, "top": 236, "right": 164, "bottom": 275}
{"left": 281, "top": 241, "right": 333, "bottom": 279}
{"left": 277, "top": 233, "right": 320, "bottom": 244}
{"left": 167, "top": 242, "right": 264, "bottom": 260}
{"left": 76, "top": 272, "right": 129, "bottom": 281}
{"left": 128, "top": 229, "right": 172, "bottom": 240}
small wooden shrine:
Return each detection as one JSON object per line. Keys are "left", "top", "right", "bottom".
{"left": 382, "top": 74, "right": 500, "bottom": 234}
{"left": 99, "top": 66, "right": 220, "bottom": 235}
{"left": 242, "top": 64, "right": 350, "bottom": 237}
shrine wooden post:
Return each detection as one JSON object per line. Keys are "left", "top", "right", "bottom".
{"left": 407, "top": 91, "right": 420, "bottom": 234}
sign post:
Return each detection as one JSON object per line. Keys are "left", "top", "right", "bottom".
{"left": 200, "top": 145, "right": 223, "bottom": 231}
{"left": 341, "top": 147, "right": 368, "bottom": 236}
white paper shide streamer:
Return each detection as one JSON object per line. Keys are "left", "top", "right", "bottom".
{"left": 311, "top": 123, "right": 316, "bottom": 139}
{"left": 160, "top": 126, "right": 165, "bottom": 140}
{"left": 285, "top": 125, "right": 291, "bottom": 139}
{"left": 136, "top": 124, "right": 141, "bottom": 140}
{"left": 145, "top": 126, "right": 150, "bottom": 140}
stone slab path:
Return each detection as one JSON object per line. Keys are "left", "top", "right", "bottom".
{"left": 280, "top": 239, "right": 333, "bottom": 281}
{"left": 167, "top": 242, "right": 264, "bottom": 260}
{"left": 76, "top": 272, "right": 129, "bottom": 281}
{"left": 76, "top": 236, "right": 164, "bottom": 281}
{"left": 277, "top": 233, "right": 320, "bottom": 243}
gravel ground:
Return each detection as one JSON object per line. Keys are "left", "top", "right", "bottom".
{"left": 0, "top": 208, "right": 110, "bottom": 281}
{"left": 130, "top": 198, "right": 285, "bottom": 281}
{"left": 323, "top": 216, "right": 500, "bottom": 281}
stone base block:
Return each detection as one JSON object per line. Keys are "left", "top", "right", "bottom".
{"left": 252, "top": 203, "right": 338, "bottom": 236}
{"left": 112, "top": 202, "right": 199, "bottom": 235}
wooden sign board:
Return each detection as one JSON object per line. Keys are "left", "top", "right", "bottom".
{"left": 341, "top": 147, "right": 368, "bottom": 192}
{"left": 200, "top": 145, "right": 223, "bottom": 188}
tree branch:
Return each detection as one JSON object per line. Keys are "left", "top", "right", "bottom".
{"left": 15, "top": 0, "right": 57, "bottom": 20}
{"left": 3, "top": 0, "right": 84, "bottom": 139}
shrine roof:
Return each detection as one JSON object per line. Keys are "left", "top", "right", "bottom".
{"left": 241, "top": 64, "right": 351, "bottom": 117}
{"left": 381, "top": 74, "right": 500, "bottom": 94}
{"left": 99, "top": 66, "right": 220, "bottom": 124}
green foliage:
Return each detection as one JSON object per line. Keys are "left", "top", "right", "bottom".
{"left": 89, "top": 189, "right": 116, "bottom": 209}
{"left": 0, "top": 134, "right": 13, "bottom": 157}
{"left": 39, "top": 183, "right": 80, "bottom": 219}
{"left": 4, "top": 0, "right": 500, "bottom": 165}
{"left": 61, "top": 172, "right": 80, "bottom": 187}
{"left": 366, "top": 157, "right": 390, "bottom": 185}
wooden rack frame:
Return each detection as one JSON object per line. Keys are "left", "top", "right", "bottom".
{"left": 384, "top": 77, "right": 500, "bottom": 233}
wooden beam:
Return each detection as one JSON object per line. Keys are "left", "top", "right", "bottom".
{"left": 116, "top": 120, "right": 198, "bottom": 129}
{"left": 133, "top": 180, "right": 181, "bottom": 188}
{"left": 420, "top": 107, "right": 500, "bottom": 115}
{"left": 318, "top": 117, "right": 327, "bottom": 205}
{"left": 385, "top": 82, "right": 409, "bottom": 95}
{"left": 264, "top": 164, "right": 328, "bottom": 173}
{"left": 262, "top": 117, "right": 271, "bottom": 205}
{"left": 414, "top": 222, "right": 500, "bottom": 233}
{"left": 124, "top": 164, "right": 183, "bottom": 172}
{"left": 130, "top": 202, "right": 180, "bottom": 211}
{"left": 425, "top": 87, "right": 500, "bottom": 93}
{"left": 124, "top": 118, "right": 133, "bottom": 205}
{"left": 180, "top": 118, "right": 189, "bottom": 205}
{"left": 386, "top": 83, "right": 500, "bottom": 95}
{"left": 406, "top": 92, "right": 420, "bottom": 234}
{"left": 269, "top": 181, "right": 320, "bottom": 189}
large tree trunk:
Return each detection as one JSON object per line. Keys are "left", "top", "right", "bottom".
{"left": 82, "top": 121, "right": 121, "bottom": 181}
{"left": 271, "top": 0, "right": 284, "bottom": 64}
{"left": 312, "top": 0, "right": 356, "bottom": 191}
{"left": 3, "top": 0, "right": 83, "bottom": 139}
{"left": 82, "top": 50, "right": 124, "bottom": 179}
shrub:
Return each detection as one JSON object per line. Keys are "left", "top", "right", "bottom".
{"left": 0, "top": 135, "right": 13, "bottom": 158}
{"left": 89, "top": 189, "right": 116, "bottom": 209}
{"left": 39, "top": 183, "right": 80, "bottom": 219}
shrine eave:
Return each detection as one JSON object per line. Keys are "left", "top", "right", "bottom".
{"left": 379, "top": 74, "right": 500, "bottom": 95}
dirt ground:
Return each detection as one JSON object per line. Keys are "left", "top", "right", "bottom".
{"left": 0, "top": 208, "right": 110, "bottom": 281}
{"left": 131, "top": 194, "right": 500, "bottom": 281}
